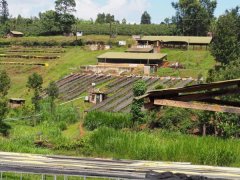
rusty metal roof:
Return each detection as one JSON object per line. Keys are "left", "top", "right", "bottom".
{"left": 140, "top": 36, "right": 212, "bottom": 44}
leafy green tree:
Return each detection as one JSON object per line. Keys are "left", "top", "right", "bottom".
{"left": 122, "top": 18, "right": 127, "bottom": 24}
{"left": 55, "top": 0, "right": 76, "bottom": 14}
{"left": 172, "top": 0, "right": 217, "bottom": 35}
{"left": 211, "top": 7, "right": 240, "bottom": 65}
{"left": 55, "top": 0, "right": 76, "bottom": 33}
{"left": 105, "top": 13, "right": 115, "bottom": 23}
{"left": 0, "top": 0, "right": 9, "bottom": 24}
{"left": 0, "top": 70, "right": 10, "bottom": 97}
{"left": 158, "top": 107, "right": 195, "bottom": 134}
{"left": 131, "top": 80, "right": 147, "bottom": 127}
{"left": 95, "top": 13, "right": 106, "bottom": 24}
{"left": 141, "top": 11, "right": 151, "bottom": 24}
{"left": 0, "top": 70, "right": 11, "bottom": 136}
{"left": 27, "top": 73, "right": 43, "bottom": 112}
{"left": 39, "top": 10, "right": 60, "bottom": 35}
{"left": 46, "top": 81, "right": 59, "bottom": 113}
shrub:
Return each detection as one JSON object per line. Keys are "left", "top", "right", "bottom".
{"left": 83, "top": 111, "right": 131, "bottom": 130}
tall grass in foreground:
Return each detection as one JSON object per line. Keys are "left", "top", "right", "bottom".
{"left": 84, "top": 111, "right": 131, "bottom": 130}
{"left": 88, "top": 127, "right": 240, "bottom": 167}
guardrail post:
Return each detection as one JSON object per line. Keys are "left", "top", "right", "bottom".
{"left": 41, "top": 174, "right": 45, "bottom": 180}
{"left": 64, "top": 175, "right": 68, "bottom": 180}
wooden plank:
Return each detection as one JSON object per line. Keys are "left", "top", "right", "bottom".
{"left": 154, "top": 99, "right": 240, "bottom": 114}
{"left": 173, "top": 88, "right": 240, "bottom": 101}
{"left": 147, "top": 79, "right": 240, "bottom": 98}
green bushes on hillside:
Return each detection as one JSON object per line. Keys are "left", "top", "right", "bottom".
{"left": 76, "top": 23, "right": 176, "bottom": 36}
{"left": 83, "top": 111, "right": 131, "bottom": 130}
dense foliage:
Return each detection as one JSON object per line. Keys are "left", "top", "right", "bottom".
{"left": 141, "top": 11, "right": 151, "bottom": 24}
{"left": 172, "top": 0, "right": 217, "bottom": 36}
{"left": 131, "top": 80, "right": 147, "bottom": 126}
{"left": 0, "top": 70, "right": 11, "bottom": 135}
{"left": 211, "top": 7, "right": 240, "bottom": 65}
{"left": 27, "top": 73, "right": 43, "bottom": 112}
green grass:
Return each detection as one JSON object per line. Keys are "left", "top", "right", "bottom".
{"left": 158, "top": 49, "right": 215, "bottom": 78}
{"left": 88, "top": 127, "right": 240, "bottom": 167}
{"left": 84, "top": 111, "right": 131, "bottom": 130}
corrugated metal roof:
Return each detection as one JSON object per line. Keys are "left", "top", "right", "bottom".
{"left": 10, "top": 31, "right": 24, "bottom": 35}
{"left": 97, "top": 52, "right": 167, "bottom": 60}
{"left": 126, "top": 48, "right": 153, "bottom": 53}
{"left": 140, "top": 36, "right": 212, "bottom": 44}
{"left": 137, "top": 78, "right": 240, "bottom": 100}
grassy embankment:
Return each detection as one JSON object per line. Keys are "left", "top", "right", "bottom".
{"left": 158, "top": 49, "right": 215, "bottom": 78}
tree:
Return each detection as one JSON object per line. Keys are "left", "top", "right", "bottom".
{"left": 0, "top": 70, "right": 11, "bottom": 136}
{"left": 95, "top": 13, "right": 106, "bottom": 24}
{"left": 27, "top": 73, "right": 43, "bottom": 112}
{"left": 39, "top": 10, "right": 60, "bottom": 35}
{"left": 46, "top": 81, "right": 59, "bottom": 113}
{"left": 131, "top": 80, "right": 147, "bottom": 127}
{"left": 105, "top": 13, "right": 115, "bottom": 23}
{"left": 55, "top": 0, "right": 76, "bottom": 14}
{"left": 0, "top": 70, "right": 10, "bottom": 97}
{"left": 141, "top": 11, "right": 151, "bottom": 24}
{"left": 122, "top": 18, "right": 127, "bottom": 24}
{"left": 172, "top": 0, "right": 217, "bottom": 36}
{"left": 164, "top": 18, "right": 170, "bottom": 25}
{"left": 0, "top": 0, "right": 9, "bottom": 24}
{"left": 55, "top": 0, "right": 76, "bottom": 33}
{"left": 211, "top": 7, "right": 240, "bottom": 65}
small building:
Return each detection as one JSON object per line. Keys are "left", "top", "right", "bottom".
{"left": 125, "top": 47, "right": 154, "bottom": 53}
{"left": 76, "top": 31, "right": 83, "bottom": 37}
{"left": 7, "top": 31, "right": 24, "bottom": 38}
{"left": 119, "top": 41, "right": 127, "bottom": 46}
{"left": 89, "top": 91, "right": 107, "bottom": 104}
{"left": 9, "top": 98, "right": 25, "bottom": 108}
{"left": 137, "top": 36, "right": 213, "bottom": 50}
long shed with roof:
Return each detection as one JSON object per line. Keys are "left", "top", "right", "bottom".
{"left": 97, "top": 52, "right": 167, "bottom": 65}
{"left": 137, "top": 36, "right": 213, "bottom": 50}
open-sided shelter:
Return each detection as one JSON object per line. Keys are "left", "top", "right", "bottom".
{"left": 137, "top": 36, "right": 213, "bottom": 50}
{"left": 97, "top": 52, "right": 167, "bottom": 65}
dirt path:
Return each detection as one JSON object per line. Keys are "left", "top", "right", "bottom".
{"left": 79, "top": 122, "right": 85, "bottom": 137}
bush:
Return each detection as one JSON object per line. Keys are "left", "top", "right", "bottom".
{"left": 83, "top": 111, "right": 131, "bottom": 130}
{"left": 40, "top": 101, "right": 80, "bottom": 125}
{"left": 148, "top": 107, "right": 196, "bottom": 134}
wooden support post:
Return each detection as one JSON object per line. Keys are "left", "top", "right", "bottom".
{"left": 154, "top": 99, "right": 240, "bottom": 114}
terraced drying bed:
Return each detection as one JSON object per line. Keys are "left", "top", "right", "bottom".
{"left": 56, "top": 73, "right": 197, "bottom": 113}
{"left": 89, "top": 76, "right": 197, "bottom": 113}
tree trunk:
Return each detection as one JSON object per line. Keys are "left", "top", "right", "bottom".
{"left": 202, "top": 123, "right": 206, "bottom": 136}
